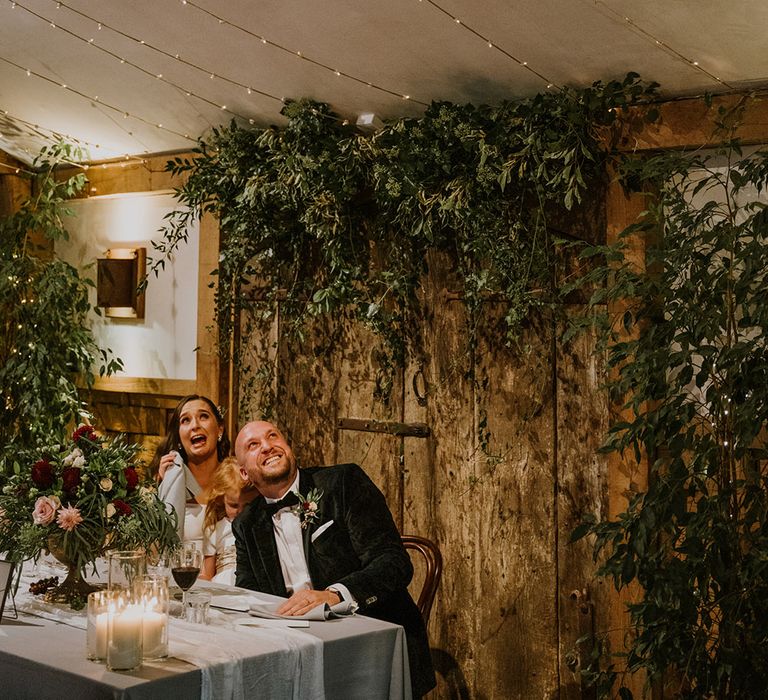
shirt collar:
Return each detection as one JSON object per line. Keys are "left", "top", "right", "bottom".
{"left": 264, "top": 471, "right": 300, "bottom": 504}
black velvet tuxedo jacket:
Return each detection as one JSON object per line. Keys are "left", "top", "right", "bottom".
{"left": 233, "top": 462, "right": 435, "bottom": 698}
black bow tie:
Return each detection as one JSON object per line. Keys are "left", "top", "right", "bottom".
{"left": 260, "top": 491, "right": 300, "bottom": 516}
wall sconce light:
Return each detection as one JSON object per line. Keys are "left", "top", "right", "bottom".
{"left": 96, "top": 247, "right": 146, "bottom": 319}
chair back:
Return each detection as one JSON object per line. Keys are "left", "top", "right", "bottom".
{"left": 401, "top": 534, "right": 442, "bottom": 625}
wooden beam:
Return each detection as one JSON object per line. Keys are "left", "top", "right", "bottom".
{"left": 337, "top": 417, "right": 430, "bottom": 437}
{"left": 56, "top": 151, "right": 193, "bottom": 197}
{"left": 601, "top": 171, "right": 653, "bottom": 698}
{"left": 616, "top": 92, "right": 768, "bottom": 152}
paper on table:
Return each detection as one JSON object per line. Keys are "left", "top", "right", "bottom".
{"left": 235, "top": 618, "right": 310, "bottom": 628}
{"left": 249, "top": 598, "right": 355, "bottom": 621}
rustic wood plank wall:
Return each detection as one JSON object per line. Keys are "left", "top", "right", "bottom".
{"left": 237, "top": 251, "right": 608, "bottom": 698}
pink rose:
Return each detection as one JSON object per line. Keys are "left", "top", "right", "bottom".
{"left": 32, "top": 495, "right": 61, "bottom": 525}
{"left": 56, "top": 505, "right": 84, "bottom": 531}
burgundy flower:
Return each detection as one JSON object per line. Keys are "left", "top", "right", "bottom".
{"left": 111, "top": 499, "right": 132, "bottom": 517}
{"left": 31, "top": 459, "right": 55, "bottom": 488}
{"left": 123, "top": 467, "right": 139, "bottom": 492}
{"left": 72, "top": 424, "right": 98, "bottom": 447}
{"left": 61, "top": 467, "right": 82, "bottom": 495}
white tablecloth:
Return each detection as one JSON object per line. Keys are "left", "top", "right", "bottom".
{"left": 0, "top": 560, "right": 412, "bottom": 700}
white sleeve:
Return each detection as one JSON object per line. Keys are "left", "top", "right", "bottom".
{"left": 157, "top": 463, "right": 186, "bottom": 541}
{"left": 202, "top": 522, "right": 217, "bottom": 556}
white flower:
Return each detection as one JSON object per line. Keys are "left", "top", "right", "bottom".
{"left": 105, "top": 503, "right": 117, "bottom": 518}
{"left": 139, "top": 485, "right": 156, "bottom": 503}
{"left": 99, "top": 477, "right": 113, "bottom": 491}
{"left": 62, "top": 447, "right": 83, "bottom": 467}
{"left": 73, "top": 454, "right": 86, "bottom": 469}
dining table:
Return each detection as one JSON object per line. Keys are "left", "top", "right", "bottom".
{"left": 0, "top": 559, "right": 413, "bottom": 700}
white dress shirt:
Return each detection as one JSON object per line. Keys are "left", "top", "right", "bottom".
{"left": 266, "top": 473, "right": 312, "bottom": 594}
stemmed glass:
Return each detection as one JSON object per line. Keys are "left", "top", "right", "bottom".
{"left": 171, "top": 543, "right": 202, "bottom": 614}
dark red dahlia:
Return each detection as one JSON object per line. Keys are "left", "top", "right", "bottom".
{"left": 123, "top": 467, "right": 139, "bottom": 492}
{"left": 61, "top": 467, "right": 82, "bottom": 495}
{"left": 31, "top": 459, "right": 55, "bottom": 488}
{"left": 72, "top": 424, "right": 98, "bottom": 446}
{"left": 112, "top": 499, "right": 132, "bottom": 517}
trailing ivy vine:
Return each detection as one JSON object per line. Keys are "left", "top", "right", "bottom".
{"left": 0, "top": 143, "right": 123, "bottom": 472}
{"left": 570, "top": 100, "right": 768, "bottom": 698}
{"left": 154, "top": 73, "right": 658, "bottom": 408}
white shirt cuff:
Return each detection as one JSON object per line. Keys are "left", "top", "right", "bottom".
{"left": 327, "top": 583, "right": 358, "bottom": 613}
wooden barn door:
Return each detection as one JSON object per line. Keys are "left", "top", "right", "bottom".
{"left": 236, "top": 261, "right": 608, "bottom": 699}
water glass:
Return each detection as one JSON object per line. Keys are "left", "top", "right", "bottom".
{"left": 108, "top": 550, "right": 145, "bottom": 596}
{"left": 185, "top": 590, "right": 211, "bottom": 624}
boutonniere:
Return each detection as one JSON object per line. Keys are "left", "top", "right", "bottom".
{"left": 292, "top": 488, "right": 323, "bottom": 529}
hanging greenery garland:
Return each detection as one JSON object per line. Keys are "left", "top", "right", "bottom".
{"left": 153, "top": 72, "right": 658, "bottom": 380}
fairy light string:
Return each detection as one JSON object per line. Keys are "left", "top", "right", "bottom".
{"left": 0, "top": 54, "right": 197, "bottom": 144}
{"left": 0, "top": 107, "right": 153, "bottom": 163}
{"left": 179, "top": 0, "right": 428, "bottom": 105}
{"left": 47, "top": 0, "right": 284, "bottom": 108}
{"left": 9, "top": 0, "right": 263, "bottom": 122}
{"left": 582, "top": 0, "right": 732, "bottom": 89}
{"left": 418, "top": 0, "right": 559, "bottom": 89}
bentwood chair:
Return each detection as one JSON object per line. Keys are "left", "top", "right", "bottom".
{"left": 401, "top": 535, "right": 443, "bottom": 625}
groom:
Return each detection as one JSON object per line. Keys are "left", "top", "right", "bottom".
{"left": 233, "top": 420, "right": 436, "bottom": 698}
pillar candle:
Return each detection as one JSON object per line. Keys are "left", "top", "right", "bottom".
{"left": 107, "top": 601, "right": 143, "bottom": 671}
{"left": 86, "top": 590, "right": 111, "bottom": 662}
{"left": 142, "top": 609, "right": 167, "bottom": 659}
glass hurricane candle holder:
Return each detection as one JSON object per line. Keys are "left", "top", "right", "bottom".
{"left": 106, "top": 591, "right": 143, "bottom": 672}
{"left": 86, "top": 590, "right": 111, "bottom": 662}
{"left": 107, "top": 550, "right": 145, "bottom": 596}
{"left": 141, "top": 575, "right": 169, "bottom": 660}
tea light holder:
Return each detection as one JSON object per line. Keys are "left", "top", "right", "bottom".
{"left": 141, "top": 575, "right": 169, "bottom": 660}
{"left": 86, "top": 590, "right": 111, "bottom": 662}
{"left": 106, "top": 592, "right": 143, "bottom": 672}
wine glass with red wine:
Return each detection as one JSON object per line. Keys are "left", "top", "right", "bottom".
{"left": 171, "top": 543, "right": 203, "bottom": 613}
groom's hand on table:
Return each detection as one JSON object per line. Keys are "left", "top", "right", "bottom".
{"left": 277, "top": 588, "right": 342, "bottom": 616}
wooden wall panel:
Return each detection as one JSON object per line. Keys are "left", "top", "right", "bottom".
{"left": 0, "top": 166, "right": 30, "bottom": 217}
{"left": 274, "top": 313, "right": 404, "bottom": 518}
{"left": 417, "top": 283, "right": 475, "bottom": 698}
{"left": 474, "top": 309, "right": 558, "bottom": 699}
{"left": 556, "top": 313, "right": 610, "bottom": 699}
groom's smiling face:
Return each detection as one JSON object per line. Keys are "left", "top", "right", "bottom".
{"left": 236, "top": 421, "right": 297, "bottom": 496}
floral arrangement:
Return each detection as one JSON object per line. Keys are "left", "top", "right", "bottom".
{"left": 0, "top": 425, "right": 179, "bottom": 585}
{"left": 292, "top": 488, "right": 323, "bottom": 529}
